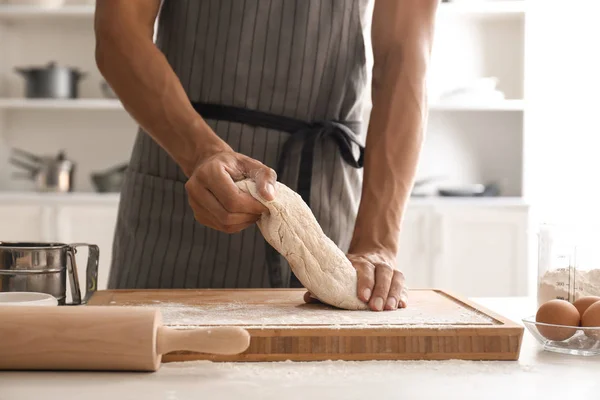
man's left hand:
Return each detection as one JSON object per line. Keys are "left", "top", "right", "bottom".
{"left": 303, "top": 253, "right": 408, "bottom": 311}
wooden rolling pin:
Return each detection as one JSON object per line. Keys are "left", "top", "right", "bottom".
{"left": 0, "top": 306, "right": 250, "bottom": 371}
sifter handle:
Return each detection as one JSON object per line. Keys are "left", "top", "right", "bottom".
{"left": 156, "top": 326, "right": 250, "bottom": 356}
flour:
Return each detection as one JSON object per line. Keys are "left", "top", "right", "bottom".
{"left": 128, "top": 300, "right": 495, "bottom": 328}
{"left": 111, "top": 290, "right": 496, "bottom": 328}
{"left": 161, "top": 359, "right": 538, "bottom": 379}
{"left": 538, "top": 267, "right": 600, "bottom": 305}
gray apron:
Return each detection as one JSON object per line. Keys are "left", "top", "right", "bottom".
{"left": 108, "top": 0, "right": 371, "bottom": 289}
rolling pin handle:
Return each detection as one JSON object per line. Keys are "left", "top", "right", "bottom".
{"left": 156, "top": 326, "right": 251, "bottom": 356}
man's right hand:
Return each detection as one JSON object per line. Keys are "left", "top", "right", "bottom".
{"left": 185, "top": 150, "right": 277, "bottom": 234}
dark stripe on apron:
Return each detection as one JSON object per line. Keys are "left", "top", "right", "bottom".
{"left": 190, "top": 101, "right": 364, "bottom": 287}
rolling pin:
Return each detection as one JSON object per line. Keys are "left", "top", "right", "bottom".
{"left": 0, "top": 306, "right": 250, "bottom": 371}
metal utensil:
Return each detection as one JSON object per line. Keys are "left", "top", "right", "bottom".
{"left": 10, "top": 148, "right": 76, "bottom": 193}
{"left": 15, "top": 62, "right": 86, "bottom": 99}
{"left": 0, "top": 242, "right": 99, "bottom": 305}
{"left": 91, "top": 163, "right": 127, "bottom": 193}
{"left": 437, "top": 184, "right": 486, "bottom": 197}
{"left": 100, "top": 80, "right": 117, "bottom": 99}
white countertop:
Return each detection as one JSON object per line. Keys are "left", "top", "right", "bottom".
{"left": 0, "top": 297, "right": 598, "bottom": 400}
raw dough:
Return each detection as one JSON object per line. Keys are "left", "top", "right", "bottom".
{"left": 236, "top": 179, "right": 368, "bottom": 310}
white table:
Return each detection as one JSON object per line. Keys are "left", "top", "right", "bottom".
{"left": 1, "top": 297, "right": 598, "bottom": 400}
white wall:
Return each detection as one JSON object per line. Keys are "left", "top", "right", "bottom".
{"left": 524, "top": 0, "right": 600, "bottom": 225}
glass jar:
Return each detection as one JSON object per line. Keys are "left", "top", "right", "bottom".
{"left": 538, "top": 224, "right": 600, "bottom": 307}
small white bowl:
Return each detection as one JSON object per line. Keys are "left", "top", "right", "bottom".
{"left": 0, "top": 292, "right": 58, "bottom": 306}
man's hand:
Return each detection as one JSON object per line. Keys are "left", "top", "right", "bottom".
{"left": 348, "top": 253, "right": 408, "bottom": 311}
{"left": 303, "top": 253, "right": 408, "bottom": 311}
{"left": 185, "top": 150, "right": 277, "bottom": 233}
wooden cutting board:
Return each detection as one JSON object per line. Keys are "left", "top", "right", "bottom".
{"left": 88, "top": 289, "right": 523, "bottom": 361}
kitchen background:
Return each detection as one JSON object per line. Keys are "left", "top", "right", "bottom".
{"left": 0, "top": 0, "right": 598, "bottom": 298}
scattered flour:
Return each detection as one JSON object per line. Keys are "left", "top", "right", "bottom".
{"left": 128, "top": 301, "right": 494, "bottom": 328}
{"left": 538, "top": 267, "right": 600, "bottom": 305}
{"left": 160, "top": 359, "right": 538, "bottom": 379}
{"left": 113, "top": 292, "right": 496, "bottom": 329}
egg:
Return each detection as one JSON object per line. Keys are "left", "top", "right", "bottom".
{"left": 581, "top": 301, "right": 600, "bottom": 340}
{"left": 535, "top": 299, "right": 580, "bottom": 341}
{"left": 573, "top": 296, "right": 600, "bottom": 317}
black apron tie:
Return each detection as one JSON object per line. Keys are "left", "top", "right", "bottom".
{"left": 191, "top": 102, "right": 364, "bottom": 287}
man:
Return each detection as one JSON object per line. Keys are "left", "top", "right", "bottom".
{"left": 95, "top": 0, "right": 437, "bottom": 311}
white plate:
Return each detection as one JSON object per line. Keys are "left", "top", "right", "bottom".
{"left": 0, "top": 292, "right": 58, "bottom": 306}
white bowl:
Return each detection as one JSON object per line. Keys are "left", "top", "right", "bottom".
{"left": 0, "top": 292, "right": 58, "bottom": 306}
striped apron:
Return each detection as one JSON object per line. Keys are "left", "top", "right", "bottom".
{"left": 108, "top": 0, "right": 371, "bottom": 289}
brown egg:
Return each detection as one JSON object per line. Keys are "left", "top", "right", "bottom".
{"left": 581, "top": 301, "right": 600, "bottom": 340}
{"left": 573, "top": 296, "right": 600, "bottom": 317}
{"left": 536, "top": 299, "right": 580, "bottom": 341}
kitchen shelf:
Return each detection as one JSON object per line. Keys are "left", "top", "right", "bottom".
{"left": 0, "top": 191, "right": 120, "bottom": 205}
{"left": 0, "top": 191, "right": 527, "bottom": 208}
{"left": 0, "top": 2, "right": 524, "bottom": 22}
{"left": 438, "top": 1, "right": 525, "bottom": 18}
{"left": 429, "top": 99, "right": 524, "bottom": 111}
{"left": 0, "top": 98, "right": 523, "bottom": 112}
{"left": 409, "top": 196, "right": 528, "bottom": 207}
{"left": 0, "top": 5, "right": 94, "bottom": 21}
{"left": 0, "top": 98, "right": 122, "bottom": 110}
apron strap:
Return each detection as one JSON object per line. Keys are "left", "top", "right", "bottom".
{"left": 191, "top": 103, "right": 364, "bottom": 206}
{"left": 191, "top": 102, "right": 364, "bottom": 288}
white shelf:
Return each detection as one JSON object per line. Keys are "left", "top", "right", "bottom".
{"left": 0, "top": 2, "right": 524, "bottom": 22}
{"left": 0, "top": 98, "right": 123, "bottom": 110}
{"left": 0, "top": 98, "right": 523, "bottom": 112}
{"left": 429, "top": 99, "right": 524, "bottom": 111}
{"left": 0, "top": 191, "right": 527, "bottom": 208}
{"left": 438, "top": 1, "right": 525, "bottom": 18}
{"left": 0, "top": 5, "right": 94, "bottom": 21}
{"left": 409, "top": 196, "right": 528, "bottom": 207}
{"left": 0, "top": 191, "right": 120, "bottom": 205}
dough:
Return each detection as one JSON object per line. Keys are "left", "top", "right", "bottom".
{"left": 236, "top": 179, "right": 368, "bottom": 310}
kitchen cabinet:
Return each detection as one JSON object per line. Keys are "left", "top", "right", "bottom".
{"left": 396, "top": 202, "right": 529, "bottom": 297}
{"left": 430, "top": 207, "right": 528, "bottom": 297}
{"left": 0, "top": 194, "right": 119, "bottom": 291}
{"left": 0, "top": 204, "right": 46, "bottom": 242}
{"left": 0, "top": 195, "right": 529, "bottom": 297}
{"left": 395, "top": 207, "right": 432, "bottom": 289}
{"left": 55, "top": 204, "right": 119, "bottom": 291}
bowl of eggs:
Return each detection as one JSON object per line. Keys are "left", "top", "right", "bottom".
{"left": 522, "top": 296, "right": 600, "bottom": 356}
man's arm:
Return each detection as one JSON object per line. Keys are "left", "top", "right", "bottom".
{"left": 95, "top": 0, "right": 276, "bottom": 233}
{"left": 349, "top": 0, "right": 438, "bottom": 311}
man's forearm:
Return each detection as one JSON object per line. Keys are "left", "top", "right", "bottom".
{"left": 95, "top": 1, "right": 229, "bottom": 176}
{"left": 349, "top": 0, "right": 438, "bottom": 261}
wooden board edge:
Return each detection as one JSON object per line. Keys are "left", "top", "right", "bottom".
{"left": 240, "top": 326, "right": 524, "bottom": 337}
{"left": 162, "top": 352, "right": 521, "bottom": 362}
{"left": 86, "top": 290, "right": 115, "bottom": 305}
{"left": 431, "top": 289, "right": 524, "bottom": 329}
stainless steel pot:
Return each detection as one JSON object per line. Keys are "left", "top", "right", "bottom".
{"left": 0, "top": 242, "right": 99, "bottom": 305}
{"left": 10, "top": 148, "right": 76, "bottom": 193}
{"left": 15, "top": 62, "right": 85, "bottom": 99}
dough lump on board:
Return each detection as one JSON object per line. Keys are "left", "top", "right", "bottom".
{"left": 236, "top": 179, "right": 368, "bottom": 310}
